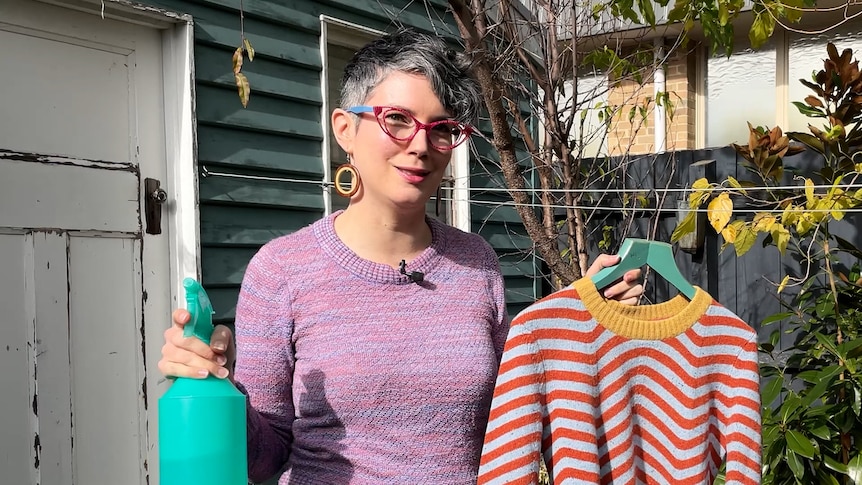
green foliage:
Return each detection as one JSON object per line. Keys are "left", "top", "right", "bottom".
{"left": 674, "top": 42, "right": 862, "bottom": 484}
{"left": 760, "top": 264, "right": 862, "bottom": 484}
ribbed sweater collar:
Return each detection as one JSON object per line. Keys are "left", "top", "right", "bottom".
{"left": 314, "top": 210, "right": 447, "bottom": 285}
{"left": 573, "top": 277, "right": 713, "bottom": 340}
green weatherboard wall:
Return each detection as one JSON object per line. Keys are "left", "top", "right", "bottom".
{"left": 140, "top": 0, "right": 540, "bottom": 322}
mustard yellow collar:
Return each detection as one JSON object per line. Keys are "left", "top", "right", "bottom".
{"left": 573, "top": 278, "right": 712, "bottom": 340}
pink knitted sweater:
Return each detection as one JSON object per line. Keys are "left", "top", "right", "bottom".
{"left": 233, "top": 211, "right": 509, "bottom": 484}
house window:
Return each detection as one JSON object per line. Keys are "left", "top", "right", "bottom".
{"left": 704, "top": 22, "right": 862, "bottom": 148}
{"left": 319, "top": 17, "right": 464, "bottom": 228}
{"left": 567, "top": 72, "right": 611, "bottom": 158}
{"left": 320, "top": 17, "right": 380, "bottom": 216}
{"left": 788, "top": 28, "right": 862, "bottom": 133}
{"left": 705, "top": 41, "right": 777, "bottom": 148}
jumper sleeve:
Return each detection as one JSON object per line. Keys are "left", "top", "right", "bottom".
{"left": 233, "top": 243, "right": 296, "bottom": 483}
{"left": 723, "top": 335, "right": 762, "bottom": 485}
{"left": 478, "top": 319, "right": 546, "bottom": 485}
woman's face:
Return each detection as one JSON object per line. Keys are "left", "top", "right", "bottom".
{"left": 333, "top": 71, "right": 455, "bottom": 212}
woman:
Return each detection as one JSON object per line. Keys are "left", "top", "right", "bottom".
{"left": 158, "top": 28, "right": 642, "bottom": 484}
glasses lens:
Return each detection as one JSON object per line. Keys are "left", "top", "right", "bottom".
{"left": 378, "top": 108, "right": 416, "bottom": 140}
{"left": 428, "top": 121, "right": 468, "bottom": 150}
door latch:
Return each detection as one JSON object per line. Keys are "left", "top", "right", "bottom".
{"left": 144, "top": 177, "right": 168, "bottom": 235}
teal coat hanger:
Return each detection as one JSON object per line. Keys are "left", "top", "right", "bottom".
{"left": 590, "top": 238, "right": 697, "bottom": 300}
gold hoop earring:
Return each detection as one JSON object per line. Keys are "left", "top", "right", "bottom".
{"left": 334, "top": 163, "right": 361, "bottom": 198}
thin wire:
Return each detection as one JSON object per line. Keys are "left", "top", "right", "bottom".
{"left": 435, "top": 193, "right": 862, "bottom": 214}
{"left": 448, "top": 182, "right": 862, "bottom": 194}
{"left": 202, "top": 167, "right": 334, "bottom": 188}
{"left": 202, "top": 167, "right": 862, "bottom": 194}
{"left": 202, "top": 168, "right": 862, "bottom": 213}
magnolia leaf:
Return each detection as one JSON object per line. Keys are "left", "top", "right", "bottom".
{"left": 232, "top": 46, "right": 243, "bottom": 75}
{"left": 786, "top": 449, "right": 805, "bottom": 479}
{"left": 854, "top": 387, "right": 861, "bottom": 417}
{"left": 800, "top": 365, "right": 842, "bottom": 407}
{"left": 778, "top": 275, "right": 790, "bottom": 293}
{"left": 823, "top": 454, "right": 849, "bottom": 474}
{"left": 804, "top": 95, "right": 824, "bottom": 108}
{"left": 735, "top": 224, "right": 758, "bottom": 256}
{"left": 762, "top": 312, "right": 792, "bottom": 325}
{"left": 235, "top": 72, "right": 251, "bottom": 108}
{"left": 792, "top": 101, "right": 825, "bottom": 118}
{"left": 786, "top": 430, "right": 817, "bottom": 460}
{"left": 761, "top": 377, "right": 783, "bottom": 407}
{"left": 809, "top": 425, "right": 831, "bottom": 441}
{"left": 708, "top": 192, "right": 733, "bottom": 233}
{"left": 813, "top": 331, "right": 840, "bottom": 357}
{"left": 791, "top": 132, "right": 825, "bottom": 152}
{"left": 848, "top": 453, "right": 862, "bottom": 485}
{"left": 243, "top": 38, "right": 255, "bottom": 61}
{"left": 846, "top": 338, "right": 862, "bottom": 360}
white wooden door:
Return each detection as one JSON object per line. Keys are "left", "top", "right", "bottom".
{"left": 0, "top": 1, "right": 177, "bottom": 483}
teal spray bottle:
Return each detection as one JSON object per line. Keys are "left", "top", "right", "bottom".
{"left": 158, "top": 278, "right": 247, "bottom": 485}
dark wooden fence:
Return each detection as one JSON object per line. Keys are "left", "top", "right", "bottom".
{"left": 584, "top": 147, "right": 862, "bottom": 354}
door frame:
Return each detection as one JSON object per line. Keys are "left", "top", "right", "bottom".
{"left": 42, "top": 0, "right": 201, "bottom": 296}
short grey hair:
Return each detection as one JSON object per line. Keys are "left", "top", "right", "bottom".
{"left": 340, "top": 28, "right": 481, "bottom": 126}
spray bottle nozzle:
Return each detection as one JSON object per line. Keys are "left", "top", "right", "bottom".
{"left": 182, "top": 278, "right": 216, "bottom": 345}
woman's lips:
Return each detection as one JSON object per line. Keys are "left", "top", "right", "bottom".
{"left": 397, "top": 167, "right": 431, "bottom": 184}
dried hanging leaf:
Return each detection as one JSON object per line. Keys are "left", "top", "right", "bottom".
{"left": 244, "top": 38, "right": 255, "bottom": 61}
{"left": 233, "top": 42, "right": 254, "bottom": 108}
{"left": 232, "top": 46, "right": 243, "bottom": 75}
{"left": 235, "top": 72, "right": 250, "bottom": 108}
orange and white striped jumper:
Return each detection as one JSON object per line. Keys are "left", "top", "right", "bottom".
{"left": 478, "top": 278, "right": 761, "bottom": 485}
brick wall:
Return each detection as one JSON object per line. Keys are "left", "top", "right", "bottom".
{"left": 605, "top": 46, "right": 698, "bottom": 156}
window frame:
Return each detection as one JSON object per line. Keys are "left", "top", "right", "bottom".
{"left": 318, "top": 16, "right": 469, "bottom": 229}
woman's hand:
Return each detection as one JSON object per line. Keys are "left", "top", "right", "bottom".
{"left": 158, "top": 308, "right": 236, "bottom": 381}
{"left": 585, "top": 254, "right": 644, "bottom": 305}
